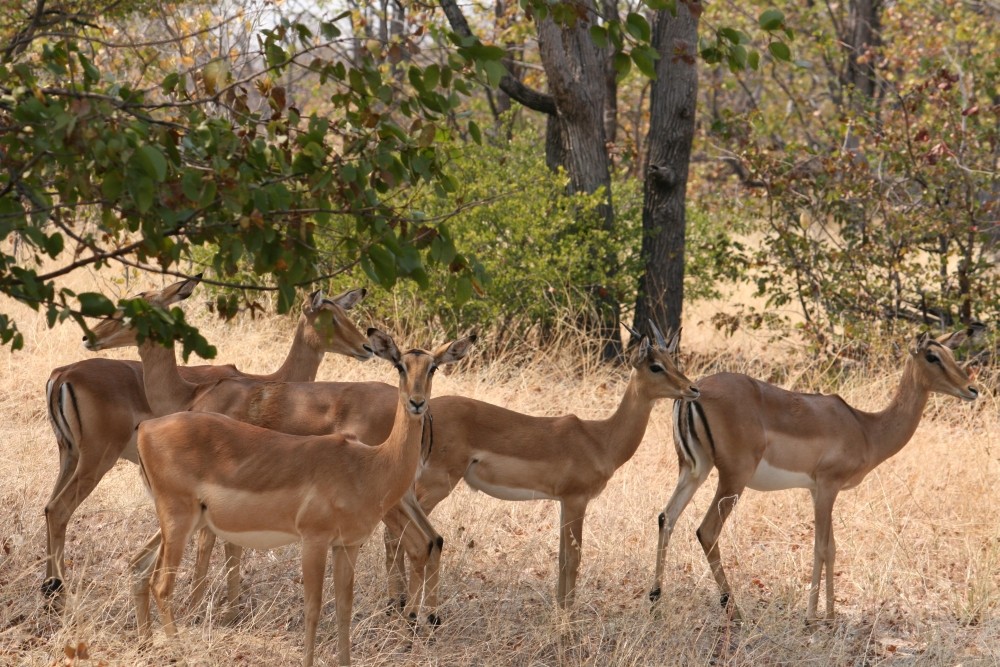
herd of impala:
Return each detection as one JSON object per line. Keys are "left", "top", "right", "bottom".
{"left": 41, "top": 275, "right": 983, "bottom": 666}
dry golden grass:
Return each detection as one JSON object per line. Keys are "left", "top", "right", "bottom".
{"left": 1, "top": 275, "right": 998, "bottom": 666}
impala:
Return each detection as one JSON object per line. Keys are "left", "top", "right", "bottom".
{"left": 131, "top": 329, "right": 475, "bottom": 667}
{"left": 382, "top": 323, "right": 701, "bottom": 609}
{"left": 43, "top": 277, "right": 371, "bottom": 597}
{"left": 648, "top": 329, "right": 982, "bottom": 622}
{"left": 81, "top": 277, "right": 446, "bottom": 626}
{"left": 179, "top": 324, "right": 698, "bottom": 618}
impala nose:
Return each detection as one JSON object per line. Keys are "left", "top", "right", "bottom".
{"left": 409, "top": 398, "right": 427, "bottom": 413}
{"left": 967, "top": 385, "right": 979, "bottom": 399}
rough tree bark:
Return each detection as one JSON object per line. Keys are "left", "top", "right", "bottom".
{"left": 633, "top": 1, "right": 701, "bottom": 338}
{"left": 843, "top": 0, "right": 882, "bottom": 101}
{"left": 440, "top": 0, "right": 621, "bottom": 359}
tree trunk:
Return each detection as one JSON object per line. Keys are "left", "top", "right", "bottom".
{"left": 633, "top": 2, "right": 700, "bottom": 339}
{"left": 537, "top": 10, "right": 620, "bottom": 359}
{"left": 844, "top": 0, "right": 882, "bottom": 101}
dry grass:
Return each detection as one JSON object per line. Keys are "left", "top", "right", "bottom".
{"left": 1, "top": 275, "right": 998, "bottom": 666}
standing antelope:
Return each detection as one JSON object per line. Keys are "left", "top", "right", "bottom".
{"left": 43, "top": 276, "right": 371, "bottom": 597}
{"left": 81, "top": 277, "right": 446, "bottom": 626}
{"left": 175, "top": 325, "right": 698, "bottom": 618}
{"left": 132, "top": 329, "right": 475, "bottom": 667}
{"left": 648, "top": 329, "right": 982, "bottom": 622}
{"left": 383, "top": 324, "right": 700, "bottom": 608}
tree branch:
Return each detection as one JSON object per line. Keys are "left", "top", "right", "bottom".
{"left": 437, "top": 0, "right": 556, "bottom": 115}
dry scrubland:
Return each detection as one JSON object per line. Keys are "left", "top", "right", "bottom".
{"left": 1, "top": 274, "right": 999, "bottom": 666}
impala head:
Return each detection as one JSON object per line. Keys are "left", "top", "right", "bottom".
{"left": 367, "top": 328, "right": 477, "bottom": 416}
{"left": 83, "top": 275, "right": 200, "bottom": 351}
{"left": 631, "top": 321, "right": 700, "bottom": 401}
{"left": 302, "top": 288, "right": 373, "bottom": 361}
{"left": 909, "top": 329, "right": 981, "bottom": 401}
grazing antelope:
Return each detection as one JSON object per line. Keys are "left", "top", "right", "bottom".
{"left": 382, "top": 323, "right": 700, "bottom": 608}
{"left": 648, "top": 329, "right": 982, "bottom": 622}
{"left": 43, "top": 276, "right": 370, "bottom": 597}
{"left": 131, "top": 329, "right": 475, "bottom": 667}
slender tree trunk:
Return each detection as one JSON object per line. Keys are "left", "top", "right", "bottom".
{"left": 844, "top": 0, "right": 882, "bottom": 101}
{"left": 537, "top": 10, "right": 620, "bottom": 359}
{"left": 602, "top": 0, "right": 620, "bottom": 147}
{"left": 633, "top": 1, "right": 700, "bottom": 338}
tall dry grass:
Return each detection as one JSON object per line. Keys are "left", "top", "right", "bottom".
{"left": 1, "top": 274, "right": 998, "bottom": 666}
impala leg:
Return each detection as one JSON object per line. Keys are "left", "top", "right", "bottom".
{"left": 650, "top": 462, "right": 711, "bottom": 603}
{"left": 43, "top": 449, "right": 120, "bottom": 596}
{"left": 401, "top": 483, "right": 450, "bottom": 626}
{"left": 151, "top": 508, "right": 199, "bottom": 644}
{"left": 556, "top": 497, "right": 588, "bottom": 609}
{"left": 808, "top": 487, "right": 839, "bottom": 622}
{"left": 221, "top": 542, "right": 243, "bottom": 623}
{"left": 189, "top": 527, "right": 216, "bottom": 615}
{"left": 331, "top": 544, "right": 360, "bottom": 667}
{"left": 384, "top": 508, "right": 434, "bottom": 627}
{"left": 381, "top": 523, "right": 407, "bottom": 614}
{"left": 43, "top": 433, "right": 79, "bottom": 592}
{"left": 301, "top": 540, "right": 329, "bottom": 667}
{"left": 129, "top": 531, "right": 163, "bottom": 641}
{"left": 697, "top": 478, "right": 748, "bottom": 621}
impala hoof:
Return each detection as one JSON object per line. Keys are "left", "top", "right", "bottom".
{"left": 427, "top": 613, "right": 441, "bottom": 627}
{"left": 384, "top": 596, "right": 406, "bottom": 615}
{"left": 648, "top": 587, "right": 662, "bottom": 603}
{"left": 719, "top": 592, "right": 730, "bottom": 609}
{"left": 41, "top": 577, "right": 63, "bottom": 597}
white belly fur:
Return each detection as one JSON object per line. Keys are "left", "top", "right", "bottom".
{"left": 464, "top": 467, "right": 557, "bottom": 502}
{"left": 209, "top": 526, "right": 299, "bottom": 550}
{"left": 747, "top": 460, "right": 815, "bottom": 492}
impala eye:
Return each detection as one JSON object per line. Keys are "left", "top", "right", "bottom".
{"left": 394, "top": 363, "right": 405, "bottom": 373}
{"left": 925, "top": 353, "right": 940, "bottom": 364}
{"left": 649, "top": 363, "right": 665, "bottom": 373}
{"left": 429, "top": 365, "right": 438, "bottom": 376}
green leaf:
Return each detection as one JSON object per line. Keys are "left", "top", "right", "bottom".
{"left": 625, "top": 13, "right": 651, "bottom": 43}
{"left": 454, "top": 275, "right": 473, "bottom": 305}
{"left": 132, "top": 145, "right": 168, "bottom": 182}
{"left": 483, "top": 60, "right": 506, "bottom": 87}
{"left": 748, "top": 50, "right": 761, "bottom": 71}
{"left": 366, "top": 245, "right": 397, "bottom": 287}
{"left": 768, "top": 41, "right": 792, "bottom": 62}
{"left": 613, "top": 52, "right": 632, "bottom": 81}
{"left": 162, "top": 72, "right": 180, "bottom": 94}
{"left": 78, "top": 292, "right": 116, "bottom": 316}
{"left": 631, "top": 45, "right": 659, "bottom": 78}
{"left": 759, "top": 9, "right": 785, "bottom": 31}
{"left": 589, "top": 25, "right": 609, "bottom": 49}
{"left": 468, "top": 120, "right": 482, "bottom": 145}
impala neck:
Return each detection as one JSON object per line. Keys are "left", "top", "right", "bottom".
{"left": 865, "top": 355, "right": 931, "bottom": 466}
{"left": 264, "top": 315, "right": 324, "bottom": 383}
{"left": 598, "top": 373, "right": 657, "bottom": 471}
{"left": 137, "top": 339, "right": 198, "bottom": 415}
{"left": 375, "top": 392, "right": 425, "bottom": 510}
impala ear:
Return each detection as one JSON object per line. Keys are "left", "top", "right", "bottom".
{"left": 160, "top": 273, "right": 202, "bottom": 305}
{"left": 305, "top": 289, "right": 325, "bottom": 313}
{"left": 435, "top": 333, "right": 477, "bottom": 366}
{"left": 367, "top": 328, "right": 401, "bottom": 364}
{"left": 937, "top": 329, "right": 968, "bottom": 350}
{"left": 630, "top": 336, "right": 652, "bottom": 367}
{"left": 909, "top": 331, "right": 931, "bottom": 356}
{"left": 331, "top": 287, "right": 366, "bottom": 311}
